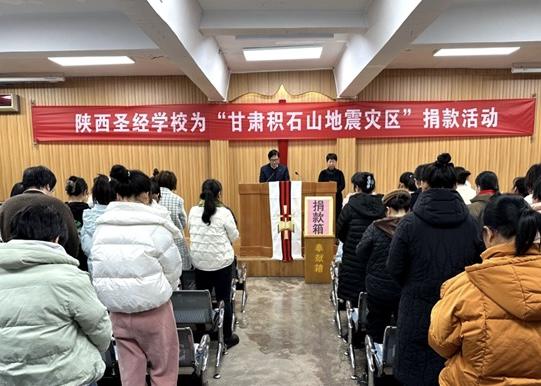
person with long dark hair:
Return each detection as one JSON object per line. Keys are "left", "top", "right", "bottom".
{"left": 188, "top": 179, "right": 240, "bottom": 348}
{"left": 387, "top": 153, "right": 483, "bottom": 386}
{"left": 91, "top": 166, "right": 182, "bottom": 385}
{"left": 429, "top": 195, "right": 541, "bottom": 385}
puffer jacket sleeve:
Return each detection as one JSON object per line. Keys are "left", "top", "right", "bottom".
{"left": 224, "top": 209, "right": 240, "bottom": 243}
{"left": 67, "top": 275, "right": 112, "bottom": 352}
{"left": 179, "top": 197, "right": 187, "bottom": 229}
{"left": 386, "top": 215, "right": 412, "bottom": 286}
{"left": 356, "top": 223, "right": 375, "bottom": 288}
{"left": 154, "top": 227, "right": 183, "bottom": 288}
{"left": 336, "top": 204, "right": 352, "bottom": 242}
{"left": 428, "top": 277, "right": 463, "bottom": 359}
{"left": 80, "top": 209, "right": 93, "bottom": 257}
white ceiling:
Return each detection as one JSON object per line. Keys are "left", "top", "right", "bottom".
{"left": 197, "top": 0, "right": 372, "bottom": 12}
{"left": 0, "top": 0, "right": 540, "bottom": 98}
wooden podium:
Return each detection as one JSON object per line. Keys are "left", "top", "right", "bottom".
{"left": 238, "top": 182, "right": 336, "bottom": 277}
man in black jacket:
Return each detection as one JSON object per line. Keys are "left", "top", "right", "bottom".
{"left": 259, "top": 149, "right": 290, "bottom": 183}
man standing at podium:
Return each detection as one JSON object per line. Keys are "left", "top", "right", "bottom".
{"left": 259, "top": 149, "right": 290, "bottom": 183}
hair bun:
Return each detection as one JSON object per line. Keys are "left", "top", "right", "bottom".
{"left": 436, "top": 153, "right": 452, "bottom": 166}
{"left": 153, "top": 168, "right": 159, "bottom": 177}
{"left": 110, "top": 165, "right": 130, "bottom": 183}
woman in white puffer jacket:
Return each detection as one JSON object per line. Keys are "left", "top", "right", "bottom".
{"left": 189, "top": 179, "right": 240, "bottom": 348}
{"left": 91, "top": 166, "right": 182, "bottom": 386}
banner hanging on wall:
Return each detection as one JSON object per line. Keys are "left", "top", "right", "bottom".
{"left": 31, "top": 98, "right": 535, "bottom": 142}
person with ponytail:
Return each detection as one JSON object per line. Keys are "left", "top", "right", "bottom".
{"left": 429, "top": 195, "right": 541, "bottom": 385}
{"left": 65, "top": 176, "right": 90, "bottom": 271}
{"left": 188, "top": 179, "right": 240, "bottom": 348}
{"left": 91, "top": 165, "right": 182, "bottom": 385}
{"left": 398, "top": 171, "right": 417, "bottom": 193}
{"left": 387, "top": 153, "right": 483, "bottom": 386}
{"left": 336, "top": 172, "right": 385, "bottom": 305}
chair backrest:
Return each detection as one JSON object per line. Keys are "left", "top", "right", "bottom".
{"left": 171, "top": 290, "right": 214, "bottom": 324}
{"left": 358, "top": 292, "right": 368, "bottom": 329}
{"left": 382, "top": 326, "right": 398, "bottom": 368}
{"left": 101, "top": 340, "right": 117, "bottom": 369}
{"left": 177, "top": 327, "right": 196, "bottom": 367}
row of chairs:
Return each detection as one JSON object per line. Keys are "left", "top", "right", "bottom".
{"left": 330, "top": 261, "right": 396, "bottom": 385}
{"left": 100, "top": 263, "right": 248, "bottom": 385}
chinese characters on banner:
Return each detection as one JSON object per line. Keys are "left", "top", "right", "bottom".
{"left": 31, "top": 99, "right": 535, "bottom": 142}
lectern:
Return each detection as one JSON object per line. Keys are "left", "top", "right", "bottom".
{"left": 238, "top": 182, "right": 336, "bottom": 278}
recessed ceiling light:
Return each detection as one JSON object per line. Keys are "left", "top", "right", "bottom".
{"left": 243, "top": 46, "right": 323, "bottom": 61}
{"left": 48, "top": 56, "right": 135, "bottom": 67}
{"left": 0, "top": 76, "right": 65, "bottom": 83}
{"left": 434, "top": 47, "right": 520, "bottom": 57}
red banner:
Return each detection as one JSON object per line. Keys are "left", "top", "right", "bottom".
{"left": 31, "top": 99, "right": 535, "bottom": 142}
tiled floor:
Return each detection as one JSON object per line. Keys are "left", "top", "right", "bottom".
{"left": 207, "top": 277, "right": 360, "bottom": 386}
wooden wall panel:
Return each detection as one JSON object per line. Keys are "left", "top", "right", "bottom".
{"left": 226, "top": 74, "right": 336, "bottom": 216}
{"left": 2, "top": 69, "right": 541, "bottom": 224}
{"left": 356, "top": 69, "right": 541, "bottom": 195}
{"left": 0, "top": 77, "right": 209, "bottom": 210}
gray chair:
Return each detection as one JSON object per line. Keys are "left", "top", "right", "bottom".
{"left": 99, "top": 339, "right": 120, "bottom": 385}
{"left": 364, "top": 326, "right": 398, "bottom": 386}
{"left": 346, "top": 291, "right": 368, "bottom": 380}
{"left": 178, "top": 327, "right": 210, "bottom": 386}
{"left": 235, "top": 263, "right": 248, "bottom": 313}
{"left": 330, "top": 260, "right": 343, "bottom": 337}
{"left": 171, "top": 290, "right": 226, "bottom": 379}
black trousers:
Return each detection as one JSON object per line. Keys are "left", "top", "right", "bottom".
{"left": 366, "top": 294, "right": 398, "bottom": 344}
{"left": 195, "top": 263, "right": 234, "bottom": 339}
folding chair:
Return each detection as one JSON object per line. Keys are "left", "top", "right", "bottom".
{"left": 171, "top": 290, "right": 226, "bottom": 379}
{"left": 330, "top": 260, "right": 344, "bottom": 337}
{"left": 98, "top": 339, "right": 120, "bottom": 385}
{"left": 235, "top": 263, "right": 248, "bottom": 313}
{"left": 365, "top": 326, "right": 398, "bottom": 386}
{"left": 178, "top": 327, "right": 210, "bottom": 386}
{"left": 346, "top": 291, "right": 368, "bottom": 380}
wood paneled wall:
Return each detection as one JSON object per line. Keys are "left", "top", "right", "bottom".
{"left": 0, "top": 77, "right": 210, "bottom": 210}
{"left": 1, "top": 69, "right": 541, "bottom": 221}
{"left": 357, "top": 69, "right": 541, "bottom": 194}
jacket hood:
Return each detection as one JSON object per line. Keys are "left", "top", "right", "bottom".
{"left": 0, "top": 240, "right": 78, "bottom": 270}
{"left": 97, "top": 201, "right": 182, "bottom": 238}
{"left": 471, "top": 193, "right": 493, "bottom": 204}
{"left": 467, "top": 243, "right": 541, "bottom": 321}
{"left": 347, "top": 193, "right": 385, "bottom": 219}
{"left": 374, "top": 216, "right": 403, "bottom": 237}
{"left": 413, "top": 189, "right": 468, "bottom": 227}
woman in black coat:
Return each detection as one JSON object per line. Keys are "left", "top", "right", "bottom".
{"left": 387, "top": 153, "right": 483, "bottom": 386}
{"left": 357, "top": 189, "right": 411, "bottom": 344}
{"left": 337, "top": 172, "right": 386, "bottom": 305}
